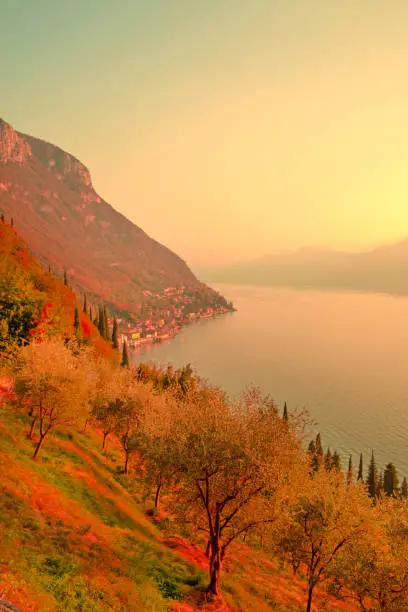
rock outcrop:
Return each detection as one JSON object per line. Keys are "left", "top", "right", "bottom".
{"left": 0, "top": 119, "right": 31, "bottom": 164}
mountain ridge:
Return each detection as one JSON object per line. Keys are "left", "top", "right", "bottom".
{"left": 201, "top": 239, "right": 408, "bottom": 295}
{"left": 0, "top": 119, "right": 228, "bottom": 318}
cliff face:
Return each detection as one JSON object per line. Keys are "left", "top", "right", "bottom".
{"left": 0, "top": 119, "right": 31, "bottom": 164}
{"left": 0, "top": 119, "right": 221, "bottom": 315}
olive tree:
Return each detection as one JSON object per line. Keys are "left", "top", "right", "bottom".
{"left": 13, "top": 340, "right": 94, "bottom": 458}
{"left": 169, "top": 385, "right": 305, "bottom": 596}
{"left": 277, "top": 470, "right": 376, "bottom": 612}
{"left": 91, "top": 359, "right": 124, "bottom": 450}
{"left": 113, "top": 368, "right": 153, "bottom": 474}
{"left": 335, "top": 497, "right": 408, "bottom": 610}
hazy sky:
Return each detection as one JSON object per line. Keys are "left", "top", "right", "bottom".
{"left": 2, "top": 1, "right": 408, "bottom": 266}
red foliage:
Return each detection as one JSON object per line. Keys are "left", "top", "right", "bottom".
{"left": 81, "top": 319, "right": 91, "bottom": 338}
{"left": 164, "top": 537, "right": 209, "bottom": 571}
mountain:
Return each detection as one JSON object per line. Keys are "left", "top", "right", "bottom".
{"left": 202, "top": 241, "right": 408, "bottom": 295}
{"left": 0, "top": 119, "right": 228, "bottom": 317}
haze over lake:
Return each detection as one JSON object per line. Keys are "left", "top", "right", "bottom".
{"left": 135, "top": 284, "right": 408, "bottom": 477}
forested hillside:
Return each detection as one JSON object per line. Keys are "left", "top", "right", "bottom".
{"left": 1, "top": 223, "right": 408, "bottom": 611}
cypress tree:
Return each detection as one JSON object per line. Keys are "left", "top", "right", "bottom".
{"left": 83, "top": 292, "right": 87, "bottom": 314}
{"left": 383, "top": 463, "right": 399, "bottom": 497}
{"left": 282, "top": 402, "right": 288, "bottom": 421}
{"left": 103, "top": 306, "right": 109, "bottom": 341}
{"left": 10, "top": 217, "right": 14, "bottom": 227}
{"left": 347, "top": 455, "right": 353, "bottom": 485}
{"left": 112, "top": 318, "right": 119, "bottom": 349}
{"left": 64, "top": 270, "right": 68, "bottom": 286}
{"left": 324, "top": 448, "right": 333, "bottom": 471}
{"left": 308, "top": 440, "right": 316, "bottom": 455}
{"left": 98, "top": 305, "right": 104, "bottom": 336}
{"left": 89, "top": 305, "right": 92, "bottom": 321}
{"left": 401, "top": 477, "right": 408, "bottom": 499}
{"left": 73, "top": 308, "right": 80, "bottom": 330}
{"left": 315, "top": 433, "right": 324, "bottom": 461}
{"left": 376, "top": 471, "right": 384, "bottom": 498}
{"left": 366, "top": 451, "right": 378, "bottom": 498}
{"left": 332, "top": 451, "right": 341, "bottom": 472}
{"left": 73, "top": 307, "right": 81, "bottom": 340}
{"left": 121, "top": 340, "right": 129, "bottom": 367}
{"left": 308, "top": 439, "right": 318, "bottom": 472}
{"left": 357, "top": 453, "right": 363, "bottom": 481}
{"left": 0, "top": 213, "right": 4, "bottom": 222}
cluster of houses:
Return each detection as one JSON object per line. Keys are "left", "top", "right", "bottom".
{"left": 118, "top": 285, "right": 231, "bottom": 350}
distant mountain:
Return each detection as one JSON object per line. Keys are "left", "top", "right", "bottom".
{"left": 0, "top": 119, "right": 229, "bottom": 317}
{"left": 202, "top": 241, "right": 408, "bottom": 294}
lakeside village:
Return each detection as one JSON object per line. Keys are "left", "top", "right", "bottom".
{"left": 114, "top": 285, "right": 234, "bottom": 351}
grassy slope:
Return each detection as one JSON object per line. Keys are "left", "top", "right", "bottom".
{"left": 0, "top": 402, "right": 357, "bottom": 611}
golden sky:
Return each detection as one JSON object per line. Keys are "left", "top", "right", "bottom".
{"left": 3, "top": 1, "right": 408, "bottom": 266}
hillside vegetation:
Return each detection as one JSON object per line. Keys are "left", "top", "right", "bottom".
{"left": 1, "top": 223, "right": 408, "bottom": 612}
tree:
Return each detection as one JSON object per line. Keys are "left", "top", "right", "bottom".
{"left": 63, "top": 270, "right": 68, "bottom": 286}
{"left": 366, "top": 451, "right": 378, "bottom": 499}
{"left": 383, "top": 462, "right": 399, "bottom": 497}
{"left": 308, "top": 433, "right": 324, "bottom": 472}
{"left": 325, "top": 448, "right": 333, "bottom": 471}
{"left": 401, "top": 477, "right": 408, "bottom": 499}
{"left": 332, "top": 450, "right": 341, "bottom": 472}
{"left": 283, "top": 401, "right": 288, "bottom": 421}
{"left": 83, "top": 292, "right": 87, "bottom": 315}
{"left": 1, "top": 213, "right": 4, "bottom": 223}
{"left": 169, "top": 386, "right": 305, "bottom": 596}
{"left": 357, "top": 453, "right": 363, "bottom": 481}
{"left": 315, "top": 433, "right": 323, "bottom": 459}
{"left": 278, "top": 471, "right": 374, "bottom": 612}
{"left": 347, "top": 455, "right": 353, "bottom": 485}
{"left": 335, "top": 497, "right": 408, "bottom": 610}
{"left": 97, "top": 305, "right": 104, "bottom": 337}
{"left": 13, "top": 341, "right": 93, "bottom": 459}
{"left": 73, "top": 307, "right": 80, "bottom": 333}
{"left": 111, "top": 318, "right": 119, "bottom": 349}
{"left": 121, "top": 340, "right": 129, "bottom": 367}
{"left": 133, "top": 391, "right": 183, "bottom": 509}
{"left": 113, "top": 370, "right": 151, "bottom": 473}
{"left": 10, "top": 217, "right": 14, "bottom": 227}
{"left": 91, "top": 359, "right": 123, "bottom": 450}
{"left": 0, "top": 271, "right": 43, "bottom": 352}
{"left": 103, "top": 306, "right": 109, "bottom": 341}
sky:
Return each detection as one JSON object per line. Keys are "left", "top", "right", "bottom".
{"left": 2, "top": 0, "right": 408, "bottom": 267}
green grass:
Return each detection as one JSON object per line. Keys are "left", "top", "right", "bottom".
{"left": 0, "top": 406, "right": 207, "bottom": 611}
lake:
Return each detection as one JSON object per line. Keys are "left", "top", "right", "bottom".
{"left": 134, "top": 284, "right": 408, "bottom": 479}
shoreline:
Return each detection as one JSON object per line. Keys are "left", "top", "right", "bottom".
{"left": 125, "top": 308, "right": 235, "bottom": 353}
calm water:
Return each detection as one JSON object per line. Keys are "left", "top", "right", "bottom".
{"left": 135, "top": 284, "right": 408, "bottom": 477}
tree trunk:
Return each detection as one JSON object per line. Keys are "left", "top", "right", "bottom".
{"left": 124, "top": 449, "right": 130, "bottom": 474}
{"left": 33, "top": 433, "right": 46, "bottom": 460}
{"left": 205, "top": 540, "right": 211, "bottom": 559}
{"left": 306, "top": 584, "right": 314, "bottom": 612}
{"left": 154, "top": 483, "right": 162, "bottom": 509}
{"left": 208, "top": 534, "right": 221, "bottom": 596}
{"left": 28, "top": 417, "right": 37, "bottom": 439}
{"left": 102, "top": 431, "right": 108, "bottom": 450}
{"left": 82, "top": 417, "right": 89, "bottom": 433}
